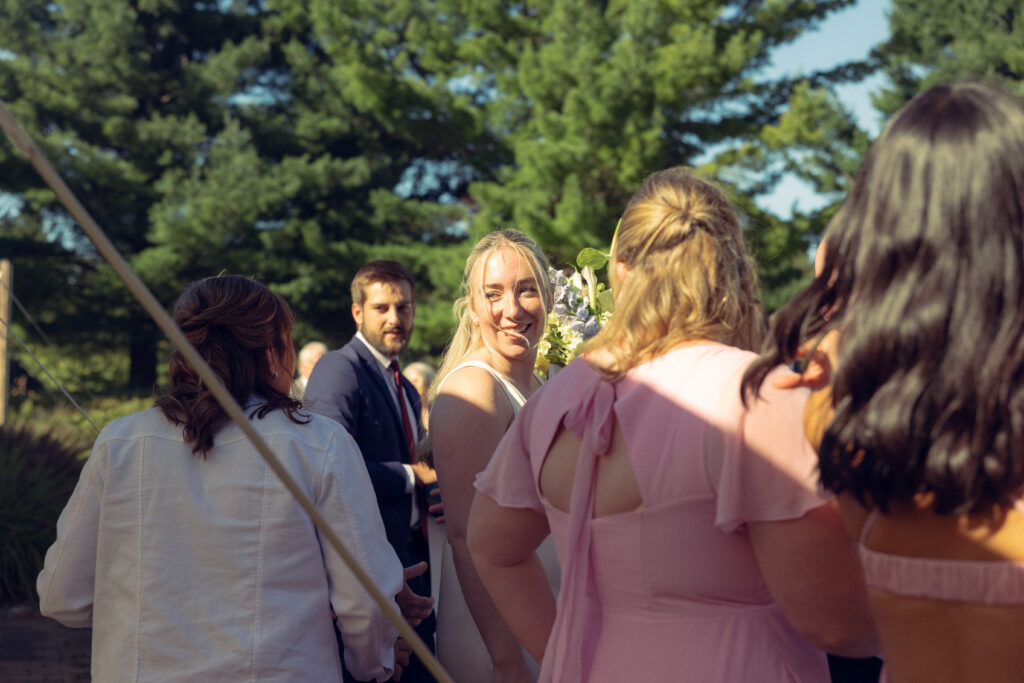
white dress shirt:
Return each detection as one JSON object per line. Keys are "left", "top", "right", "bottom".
{"left": 37, "top": 404, "right": 403, "bottom": 682}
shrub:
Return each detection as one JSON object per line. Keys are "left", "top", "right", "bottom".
{"left": 0, "top": 424, "right": 84, "bottom": 605}
{"left": 9, "top": 394, "right": 154, "bottom": 457}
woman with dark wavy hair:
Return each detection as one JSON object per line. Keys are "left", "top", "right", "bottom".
{"left": 746, "top": 81, "right": 1024, "bottom": 682}
{"left": 38, "top": 275, "right": 406, "bottom": 681}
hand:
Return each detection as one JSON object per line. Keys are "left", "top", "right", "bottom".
{"left": 410, "top": 461, "right": 437, "bottom": 486}
{"left": 773, "top": 328, "right": 840, "bottom": 392}
{"left": 773, "top": 329, "right": 840, "bottom": 450}
{"left": 392, "top": 638, "right": 412, "bottom": 681}
{"left": 425, "top": 483, "right": 444, "bottom": 523}
{"left": 396, "top": 562, "right": 434, "bottom": 626}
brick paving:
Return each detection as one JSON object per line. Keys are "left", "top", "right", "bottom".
{"left": 0, "top": 604, "right": 91, "bottom": 682}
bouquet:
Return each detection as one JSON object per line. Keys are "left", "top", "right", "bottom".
{"left": 536, "top": 247, "right": 614, "bottom": 378}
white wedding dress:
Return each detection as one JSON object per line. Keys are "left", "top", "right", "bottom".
{"left": 429, "top": 360, "right": 561, "bottom": 682}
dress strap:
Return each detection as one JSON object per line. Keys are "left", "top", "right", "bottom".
{"left": 436, "top": 360, "right": 528, "bottom": 414}
{"left": 539, "top": 372, "right": 616, "bottom": 683}
{"left": 859, "top": 508, "right": 881, "bottom": 545}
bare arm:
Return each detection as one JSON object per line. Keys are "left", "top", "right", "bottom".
{"left": 468, "top": 491, "right": 555, "bottom": 662}
{"left": 748, "top": 503, "right": 879, "bottom": 657}
{"left": 431, "top": 366, "right": 531, "bottom": 676}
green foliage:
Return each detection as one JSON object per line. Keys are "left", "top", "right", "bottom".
{"left": 576, "top": 248, "right": 609, "bottom": 270}
{"left": 874, "top": 0, "right": 1024, "bottom": 115}
{"left": 9, "top": 394, "right": 154, "bottom": 456}
{"left": 2, "top": 0, "right": 878, "bottom": 377}
{"left": 12, "top": 341, "right": 130, "bottom": 398}
{"left": 8, "top": 327, "right": 161, "bottom": 451}
{"left": 0, "top": 424, "right": 84, "bottom": 604}
{"left": 460, "top": 0, "right": 862, "bottom": 269}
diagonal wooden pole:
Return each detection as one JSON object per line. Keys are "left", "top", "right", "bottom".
{"left": 0, "top": 100, "right": 452, "bottom": 683}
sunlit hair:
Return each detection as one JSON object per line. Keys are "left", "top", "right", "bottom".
{"left": 156, "top": 275, "right": 307, "bottom": 457}
{"left": 299, "top": 341, "right": 328, "bottom": 366}
{"left": 351, "top": 260, "right": 416, "bottom": 305}
{"left": 298, "top": 340, "right": 327, "bottom": 379}
{"left": 744, "top": 81, "right": 1024, "bottom": 515}
{"left": 588, "top": 167, "right": 766, "bottom": 379}
{"left": 429, "top": 230, "right": 553, "bottom": 403}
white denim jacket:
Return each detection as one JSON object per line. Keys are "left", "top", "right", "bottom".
{"left": 38, "top": 404, "right": 402, "bottom": 682}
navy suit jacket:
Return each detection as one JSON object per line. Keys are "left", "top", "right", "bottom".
{"left": 306, "top": 337, "right": 435, "bottom": 680}
{"left": 304, "top": 335, "right": 424, "bottom": 567}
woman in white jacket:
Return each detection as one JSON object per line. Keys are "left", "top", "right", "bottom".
{"left": 38, "top": 275, "right": 406, "bottom": 682}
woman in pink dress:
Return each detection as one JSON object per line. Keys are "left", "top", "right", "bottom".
{"left": 467, "top": 167, "right": 878, "bottom": 682}
{"left": 748, "top": 81, "right": 1024, "bottom": 683}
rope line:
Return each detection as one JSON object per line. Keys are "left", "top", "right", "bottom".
{"left": 0, "top": 316, "right": 100, "bottom": 433}
{"left": 0, "top": 274, "right": 54, "bottom": 344}
{"left": 12, "top": 291, "right": 55, "bottom": 346}
{"left": 2, "top": 274, "right": 103, "bottom": 406}
{"left": 0, "top": 100, "right": 453, "bottom": 683}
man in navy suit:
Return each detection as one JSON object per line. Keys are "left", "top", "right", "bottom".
{"left": 305, "top": 260, "right": 439, "bottom": 683}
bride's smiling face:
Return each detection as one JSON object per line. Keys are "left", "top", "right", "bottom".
{"left": 471, "top": 247, "right": 545, "bottom": 361}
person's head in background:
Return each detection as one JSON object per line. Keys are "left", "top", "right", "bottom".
{"left": 591, "top": 166, "right": 766, "bottom": 379}
{"left": 403, "top": 361, "right": 437, "bottom": 427}
{"left": 761, "top": 80, "right": 1024, "bottom": 515}
{"left": 156, "top": 275, "right": 303, "bottom": 456}
{"left": 351, "top": 260, "right": 417, "bottom": 359}
{"left": 298, "top": 341, "right": 328, "bottom": 382}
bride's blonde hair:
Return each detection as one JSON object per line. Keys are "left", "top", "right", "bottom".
{"left": 589, "top": 167, "right": 766, "bottom": 378}
{"left": 429, "top": 229, "right": 553, "bottom": 403}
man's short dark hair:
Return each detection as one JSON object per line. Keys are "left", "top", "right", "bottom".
{"left": 351, "top": 260, "right": 416, "bottom": 305}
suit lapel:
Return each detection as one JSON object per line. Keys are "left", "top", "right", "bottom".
{"left": 352, "top": 337, "right": 406, "bottom": 441}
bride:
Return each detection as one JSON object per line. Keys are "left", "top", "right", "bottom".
{"left": 427, "top": 229, "right": 560, "bottom": 682}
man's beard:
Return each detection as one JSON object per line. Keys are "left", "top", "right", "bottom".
{"left": 364, "top": 326, "right": 410, "bottom": 357}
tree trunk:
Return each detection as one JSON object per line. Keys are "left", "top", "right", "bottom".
{"left": 128, "top": 317, "right": 159, "bottom": 391}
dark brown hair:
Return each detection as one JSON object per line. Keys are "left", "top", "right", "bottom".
{"left": 156, "top": 275, "right": 308, "bottom": 456}
{"left": 350, "top": 260, "right": 416, "bottom": 305}
{"left": 744, "top": 81, "right": 1024, "bottom": 515}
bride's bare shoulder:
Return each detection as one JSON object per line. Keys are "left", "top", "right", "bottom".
{"left": 433, "top": 363, "right": 506, "bottom": 421}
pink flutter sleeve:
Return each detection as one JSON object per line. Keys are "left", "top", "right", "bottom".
{"left": 714, "top": 366, "right": 831, "bottom": 533}
{"left": 475, "top": 394, "right": 546, "bottom": 515}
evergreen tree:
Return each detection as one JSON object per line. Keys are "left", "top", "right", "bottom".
{"left": 0, "top": 0, "right": 284, "bottom": 388}
{"left": 873, "top": 0, "right": 1023, "bottom": 114}
{"left": 441, "top": 0, "right": 867, "bottom": 299}
{"left": 2, "top": 0, "right": 878, "bottom": 388}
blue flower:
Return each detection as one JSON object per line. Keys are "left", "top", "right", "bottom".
{"left": 553, "top": 302, "right": 568, "bottom": 316}
{"left": 568, "top": 319, "right": 585, "bottom": 335}
{"left": 583, "top": 317, "right": 600, "bottom": 339}
{"left": 575, "top": 305, "right": 590, "bottom": 321}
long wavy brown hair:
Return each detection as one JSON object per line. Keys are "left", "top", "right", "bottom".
{"left": 156, "top": 275, "right": 307, "bottom": 457}
{"left": 744, "top": 81, "right": 1024, "bottom": 515}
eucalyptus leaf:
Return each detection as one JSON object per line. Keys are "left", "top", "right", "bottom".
{"left": 577, "top": 248, "right": 608, "bottom": 270}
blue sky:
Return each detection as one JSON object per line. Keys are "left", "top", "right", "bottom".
{"left": 759, "top": 0, "right": 891, "bottom": 217}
